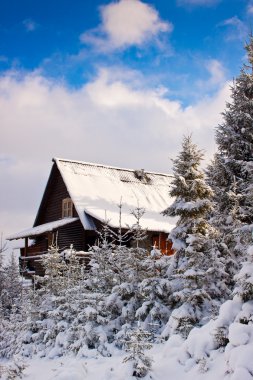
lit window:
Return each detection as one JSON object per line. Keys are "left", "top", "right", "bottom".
{"left": 62, "top": 198, "right": 73, "bottom": 218}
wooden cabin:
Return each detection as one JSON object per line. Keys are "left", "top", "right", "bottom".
{"left": 7, "top": 158, "right": 175, "bottom": 277}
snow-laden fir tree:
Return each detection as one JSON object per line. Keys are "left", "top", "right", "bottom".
{"left": 206, "top": 157, "right": 240, "bottom": 282}
{"left": 135, "top": 250, "right": 172, "bottom": 335}
{"left": 87, "top": 219, "right": 122, "bottom": 294}
{"left": 38, "top": 243, "right": 68, "bottom": 297}
{"left": 0, "top": 253, "right": 29, "bottom": 360}
{"left": 163, "top": 136, "right": 229, "bottom": 338}
{"left": 122, "top": 323, "right": 153, "bottom": 378}
{"left": 87, "top": 206, "right": 171, "bottom": 343}
{"left": 108, "top": 207, "right": 155, "bottom": 333}
{"left": 0, "top": 252, "right": 22, "bottom": 318}
{"left": 215, "top": 38, "right": 253, "bottom": 226}
{"left": 23, "top": 243, "right": 110, "bottom": 358}
{"left": 207, "top": 37, "right": 253, "bottom": 268}
{"left": 234, "top": 244, "right": 253, "bottom": 303}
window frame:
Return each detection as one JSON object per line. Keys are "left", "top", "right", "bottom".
{"left": 62, "top": 197, "right": 73, "bottom": 218}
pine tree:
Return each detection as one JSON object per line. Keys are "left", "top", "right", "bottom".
{"left": 88, "top": 206, "right": 172, "bottom": 342}
{"left": 215, "top": 38, "right": 253, "bottom": 226}
{"left": 163, "top": 136, "right": 228, "bottom": 337}
{"left": 39, "top": 244, "right": 68, "bottom": 296}
{"left": 234, "top": 244, "right": 253, "bottom": 303}
{"left": 108, "top": 207, "right": 153, "bottom": 330}
{"left": 122, "top": 324, "right": 153, "bottom": 378}
{"left": 88, "top": 219, "right": 120, "bottom": 294}
{"left": 207, "top": 37, "right": 253, "bottom": 267}
{"left": 136, "top": 252, "right": 171, "bottom": 334}
{"left": 1, "top": 253, "right": 22, "bottom": 317}
{"left": 0, "top": 253, "right": 28, "bottom": 360}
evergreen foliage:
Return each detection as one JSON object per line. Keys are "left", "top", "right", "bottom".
{"left": 163, "top": 136, "right": 228, "bottom": 337}
{"left": 38, "top": 244, "right": 68, "bottom": 296}
{"left": 207, "top": 37, "right": 253, "bottom": 269}
{"left": 234, "top": 245, "right": 253, "bottom": 303}
{"left": 122, "top": 324, "right": 153, "bottom": 378}
{"left": 0, "top": 253, "right": 27, "bottom": 359}
{"left": 0, "top": 253, "right": 22, "bottom": 317}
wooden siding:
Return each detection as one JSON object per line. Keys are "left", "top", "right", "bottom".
{"left": 57, "top": 220, "right": 86, "bottom": 251}
{"left": 20, "top": 236, "right": 47, "bottom": 257}
{"left": 35, "top": 163, "right": 78, "bottom": 226}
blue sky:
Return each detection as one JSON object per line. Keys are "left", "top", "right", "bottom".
{"left": 0, "top": 0, "right": 250, "bottom": 101}
{"left": 1, "top": 0, "right": 253, "bottom": 243}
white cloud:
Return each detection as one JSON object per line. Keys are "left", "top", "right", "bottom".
{"left": 197, "top": 59, "right": 226, "bottom": 89}
{"left": 206, "top": 59, "right": 226, "bottom": 85}
{"left": 80, "top": 0, "right": 172, "bottom": 51}
{"left": 22, "top": 19, "right": 38, "bottom": 32}
{"left": 247, "top": 3, "right": 253, "bottom": 14}
{"left": 220, "top": 16, "right": 248, "bottom": 41}
{"left": 0, "top": 69, "right": 230, "bottom": 245}
{"left": 177, "top": 0, "right": 220, "bottom": 6}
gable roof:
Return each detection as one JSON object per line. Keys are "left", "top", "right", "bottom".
{"left": 54, "top": 158, "right": 175, "bottom": 233}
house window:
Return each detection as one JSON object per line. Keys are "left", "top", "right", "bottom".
{"left": 62, "top": 198, "right": 73, "bottom": 218}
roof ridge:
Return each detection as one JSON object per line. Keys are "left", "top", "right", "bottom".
{"left": 53, "top": 157, "right": 173, "bottom": 177}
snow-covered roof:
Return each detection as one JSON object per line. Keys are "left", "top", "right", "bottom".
{"left": 54, "top": 158, "right": 175, "bottom": 233}
{"left": 8, "top": 218, "right": 78, "bottom": 240}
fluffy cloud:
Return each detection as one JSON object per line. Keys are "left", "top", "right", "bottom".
{"left": 197, "top": 59, "right": 226, "bottom": 90}
{"left": 220, "top": 16, "right": 248, "bottom": 41}
{"left": 80, "top": 0, "right": 172, "bottom": 50}
{"left": 0, "top": 68, "right": 230, "bottom": 244}
{"left": 206, "top": 59, "right": 226, "bottom": 85}
{"left": 247, "top": 2, "right": 253, "bottom": 14}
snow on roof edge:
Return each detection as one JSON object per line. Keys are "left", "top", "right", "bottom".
{"left": 53, "top": 157, "right": 173, "bottom": 178}
{"left": 7, "top": 218, "right": 79, "bottom": 240}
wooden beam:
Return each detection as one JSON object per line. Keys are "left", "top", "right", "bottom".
{"left": 24, "top": 237, "right": 28, "bottom": 257}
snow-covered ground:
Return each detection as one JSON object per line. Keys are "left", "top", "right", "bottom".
{"left": 0, "top": 345, "right": 222, "bottom": 380}
{"left": 3, "top": 296, "right": 253, "bottom": 380}
{"left": 0, "top": 338, "right": 231, "bottom": 380}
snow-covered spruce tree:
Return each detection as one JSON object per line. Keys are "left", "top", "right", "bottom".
{"left": 21, "top": 244, "right": 75, "bottom": 357}
{"left": 109, "top": 207, "right": 153, "bottom": 336}
{"left": 87, "top": 219, "right": 121, "bottom": 294}
{"left": 101, "top": 210, "right": 170, "bottom": 349}
{"left": 135, "top": 250, "right": 172, "bottom": 336}
{"left": 38, "top": 243, "right": 68, "bottom": 296}
{"left": 87, "top": 206, "right": 171, "bottom": 343}
{"left": 0, "top": 253, "right": 29, "bottom": 359}
{"left": 163, "top": 136, "right": 229, "bottom": 338}
{"left": 24, "top": 243, "right": 111, "bottom": 357}
{"left": 122, "top": 324, "right": 153, "bottom": 378}
{"left": 0, "top": 252, "right": 23, "bottom": 318}
{"left": 216, "top": 38, "right": 253, "bottom": 225}
{"left": 206, "top": 157, "right": 240, "bottom": 283}
{"left": 234, "top": 244, "right": 253, "bottom": 304}
{"left": 62, "top": 245, "right": 84, "bottom": 287}
{"left": 207, "top": 37, "right": 253, "bottom": 268}
{"left": 180, "top": 243, "right": 253, "bottom": 377}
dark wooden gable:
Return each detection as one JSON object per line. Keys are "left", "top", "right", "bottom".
{"left": 32, "top": 162, "right": 86, "bottom": 251}
{"left": 34, "top": 162, "right": 75, "bottom": 226}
